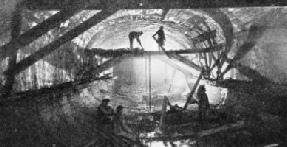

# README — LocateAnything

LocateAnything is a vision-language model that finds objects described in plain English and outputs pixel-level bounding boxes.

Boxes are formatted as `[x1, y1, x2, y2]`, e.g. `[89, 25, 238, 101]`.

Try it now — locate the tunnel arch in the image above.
[73, 9, 232, 51]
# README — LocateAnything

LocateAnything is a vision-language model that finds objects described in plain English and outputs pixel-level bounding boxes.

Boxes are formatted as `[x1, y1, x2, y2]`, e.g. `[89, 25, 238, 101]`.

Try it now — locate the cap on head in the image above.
[160, 26, 164, 29]
[198, 85, 206, 91]
[102, 99, 110, 103]
[117, 105, 123, 110]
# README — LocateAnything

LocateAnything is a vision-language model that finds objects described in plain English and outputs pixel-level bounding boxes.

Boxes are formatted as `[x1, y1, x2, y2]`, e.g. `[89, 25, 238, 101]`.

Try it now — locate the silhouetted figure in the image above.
[97, 99, 114, 131]
[114, 105, 136, 140]
[197, 85, 210, 127]
[153, 26, 165, 51]
[128, 31, 144, 49]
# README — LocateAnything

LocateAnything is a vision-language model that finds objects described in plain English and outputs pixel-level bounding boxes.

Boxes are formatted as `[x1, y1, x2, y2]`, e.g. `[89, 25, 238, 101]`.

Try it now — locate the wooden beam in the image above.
[160, 57, 193, 76]
[168, 54, 202, 71]
[220, 25, 268, 78]
[4, 9, 119, 76]
[203, 53, 209, 68]
[24, 0, 287, 10]
[1, 5, 22, 98]
[204, 9, 234, 50]
[142, 121, 244, 142]
[208, 52, 218, 73]
[221, 62, 270, 82]
[0, 8, 81, 61]
[88, 57, 126, 78]
[0, 76, 113, 106]
[89, 44, 223, 58]
[236, 64, 270, 82]
[161, 8, 170, 20]
[184, 69, 204, 110]
[197, 53, 204, 67]
[197, 121, 244, 137]
[0, 58, 123, 104]
[208, 53, 213, 68]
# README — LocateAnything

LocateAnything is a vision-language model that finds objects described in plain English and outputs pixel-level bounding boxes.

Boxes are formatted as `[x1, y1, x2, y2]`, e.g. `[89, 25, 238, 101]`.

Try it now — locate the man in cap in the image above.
[128, 31, 144, 50]
[97, 98, 114, 131]
[153, 26, 166, 51]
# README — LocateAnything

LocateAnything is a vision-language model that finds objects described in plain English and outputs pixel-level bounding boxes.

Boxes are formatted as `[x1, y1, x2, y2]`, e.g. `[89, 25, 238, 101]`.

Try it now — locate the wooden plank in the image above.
[0, 8, 81, 60]
[24, 0, 287, 10]
[89, 44, 223, 58]
[4, 8, 119, 76]
[142, 121, 244, 142]
[197, 121, 244, 137]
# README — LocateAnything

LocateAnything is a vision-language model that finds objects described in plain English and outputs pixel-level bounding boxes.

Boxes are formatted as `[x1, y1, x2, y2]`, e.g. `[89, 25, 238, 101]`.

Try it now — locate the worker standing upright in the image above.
[197, 85, 210, 128]
[152, 26, 166, 51]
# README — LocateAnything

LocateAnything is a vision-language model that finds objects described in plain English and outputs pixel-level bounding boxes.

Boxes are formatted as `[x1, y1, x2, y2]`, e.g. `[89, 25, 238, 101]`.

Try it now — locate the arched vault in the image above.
[73, 9, 230, 50]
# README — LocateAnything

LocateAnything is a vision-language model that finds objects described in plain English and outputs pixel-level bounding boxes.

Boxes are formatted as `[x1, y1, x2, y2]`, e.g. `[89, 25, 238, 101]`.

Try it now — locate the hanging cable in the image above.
[149, 54, 152, 111]
[145, 56, 148, 95]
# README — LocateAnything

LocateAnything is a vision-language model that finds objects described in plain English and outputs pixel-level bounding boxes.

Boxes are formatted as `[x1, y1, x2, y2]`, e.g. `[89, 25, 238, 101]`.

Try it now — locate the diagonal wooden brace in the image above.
[0, 8, 82, 60]
[4, 9, 119, 76]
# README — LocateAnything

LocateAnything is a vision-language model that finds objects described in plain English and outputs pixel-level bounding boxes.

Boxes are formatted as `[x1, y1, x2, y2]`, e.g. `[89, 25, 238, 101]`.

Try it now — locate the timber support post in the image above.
[1, 4, 22, 98]
[183, 69, 204, 110]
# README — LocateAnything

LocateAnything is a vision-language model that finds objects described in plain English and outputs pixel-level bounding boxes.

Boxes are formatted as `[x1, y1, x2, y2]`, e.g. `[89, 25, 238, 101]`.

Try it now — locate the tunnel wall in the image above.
[0, 80, 116, 146]
[233, 9, 287, 84]
[240, 28, 287, 83]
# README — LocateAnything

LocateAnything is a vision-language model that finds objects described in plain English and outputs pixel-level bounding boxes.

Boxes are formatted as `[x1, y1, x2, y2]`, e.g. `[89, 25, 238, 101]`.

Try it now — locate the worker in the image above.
[152, 26, 166, 51]
[114, 105, 136, 140]
[97, 99, 114, 131]
[128, 31, 144, 50]
[197, 85, 210, 127]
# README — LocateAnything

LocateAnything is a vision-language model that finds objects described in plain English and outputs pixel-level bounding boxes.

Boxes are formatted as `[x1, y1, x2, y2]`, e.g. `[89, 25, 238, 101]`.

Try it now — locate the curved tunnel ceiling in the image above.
[69, 7, 280, 52]
[73, 9, 230, 51]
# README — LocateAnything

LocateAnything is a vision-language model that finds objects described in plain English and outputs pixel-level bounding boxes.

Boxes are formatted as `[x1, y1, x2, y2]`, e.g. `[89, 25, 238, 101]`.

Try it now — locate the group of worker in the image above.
[96, 99, 136, 140]
[128, 26, 165, 51]
[165, 85, 210, 126]
[97, 84, 210, 136]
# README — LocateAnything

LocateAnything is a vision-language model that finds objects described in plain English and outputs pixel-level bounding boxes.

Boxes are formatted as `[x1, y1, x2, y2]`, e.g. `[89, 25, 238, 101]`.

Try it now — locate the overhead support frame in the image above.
[0, 7, 82, 60]
[4, 8, 119, 76]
